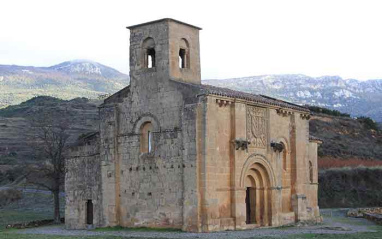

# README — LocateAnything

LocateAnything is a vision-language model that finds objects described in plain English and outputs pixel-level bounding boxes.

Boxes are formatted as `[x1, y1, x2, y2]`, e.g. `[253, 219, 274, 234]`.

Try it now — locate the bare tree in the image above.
[25, 112, 70, 224]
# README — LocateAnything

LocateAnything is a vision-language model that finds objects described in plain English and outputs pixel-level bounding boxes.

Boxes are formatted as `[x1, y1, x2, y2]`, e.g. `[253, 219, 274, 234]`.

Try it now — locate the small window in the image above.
[140, 122, 153, 153]
[309, 161, 313, 183]
[146, 48, 155, 68]
[148, 130, 152, 152]
[179, 49, 186, 68]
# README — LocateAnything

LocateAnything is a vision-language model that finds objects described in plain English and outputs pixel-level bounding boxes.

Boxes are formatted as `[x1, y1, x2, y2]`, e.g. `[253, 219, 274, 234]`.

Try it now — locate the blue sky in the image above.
[1, 0, 382, 80]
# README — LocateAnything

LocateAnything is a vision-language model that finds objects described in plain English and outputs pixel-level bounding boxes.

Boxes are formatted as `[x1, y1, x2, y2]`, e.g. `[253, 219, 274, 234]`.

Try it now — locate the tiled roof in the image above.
[199, 84, 309, 112]
[173, 80, 309, 112]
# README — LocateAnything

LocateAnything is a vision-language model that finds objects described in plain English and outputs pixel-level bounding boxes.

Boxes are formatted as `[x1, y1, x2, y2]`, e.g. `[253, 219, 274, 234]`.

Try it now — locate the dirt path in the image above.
[15, 209, 380, 238]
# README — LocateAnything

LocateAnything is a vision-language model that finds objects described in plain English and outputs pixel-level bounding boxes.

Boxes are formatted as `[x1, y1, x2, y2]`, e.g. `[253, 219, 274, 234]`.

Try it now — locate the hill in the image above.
[0, 60, 129, 108]
[204, 75, 382, 122]
[0, 96, 100, 167]
[310, 113, 382, 162]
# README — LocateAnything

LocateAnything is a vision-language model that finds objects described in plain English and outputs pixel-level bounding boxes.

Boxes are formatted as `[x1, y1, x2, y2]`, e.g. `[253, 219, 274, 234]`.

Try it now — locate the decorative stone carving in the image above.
[300, 113, 311, 120]
[276, 108, 293, 117]
[233, 139, 251, 150]
[215, 99, 231, 107]
[270, 141, 284, 152]
[247, 106, 268, 148]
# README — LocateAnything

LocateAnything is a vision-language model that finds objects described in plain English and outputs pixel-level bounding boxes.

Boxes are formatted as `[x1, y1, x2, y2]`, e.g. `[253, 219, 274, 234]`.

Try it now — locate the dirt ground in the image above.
[8, 209, 381, 239]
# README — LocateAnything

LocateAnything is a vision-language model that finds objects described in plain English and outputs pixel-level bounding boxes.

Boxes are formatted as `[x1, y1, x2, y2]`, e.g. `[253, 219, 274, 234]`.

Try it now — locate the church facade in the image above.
[65, 18, 322, 232]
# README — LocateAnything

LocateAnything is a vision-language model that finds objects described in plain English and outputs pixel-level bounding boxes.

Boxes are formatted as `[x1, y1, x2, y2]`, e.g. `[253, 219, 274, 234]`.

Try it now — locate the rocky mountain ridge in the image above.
[204, 75, 382, 122]
[1, 61, 381, 121]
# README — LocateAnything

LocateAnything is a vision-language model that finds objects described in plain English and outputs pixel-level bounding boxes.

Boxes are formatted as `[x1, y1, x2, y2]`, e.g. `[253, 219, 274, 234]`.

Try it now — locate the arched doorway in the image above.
[241, 156, 275, 227]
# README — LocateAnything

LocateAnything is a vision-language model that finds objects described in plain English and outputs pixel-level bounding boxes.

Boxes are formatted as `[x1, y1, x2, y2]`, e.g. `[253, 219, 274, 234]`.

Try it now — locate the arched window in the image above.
[142, 37, 155, 68]
[140, 122, 153, 153]
[179, 38, 190, 69]
[309, 161, 313, 183]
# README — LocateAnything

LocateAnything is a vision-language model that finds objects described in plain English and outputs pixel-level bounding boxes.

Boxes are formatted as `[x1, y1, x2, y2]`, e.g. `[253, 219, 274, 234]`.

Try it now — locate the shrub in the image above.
[4, 167, 24, 182]
[357, 116, 379, 131]
[319, 167, 382, 208]
[0, 188, 22, 207]
[308, 105, 350, 117]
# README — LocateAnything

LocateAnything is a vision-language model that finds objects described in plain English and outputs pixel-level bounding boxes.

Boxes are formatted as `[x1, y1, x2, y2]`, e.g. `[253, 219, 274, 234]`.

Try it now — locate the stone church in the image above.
[65, 18, 322, 232]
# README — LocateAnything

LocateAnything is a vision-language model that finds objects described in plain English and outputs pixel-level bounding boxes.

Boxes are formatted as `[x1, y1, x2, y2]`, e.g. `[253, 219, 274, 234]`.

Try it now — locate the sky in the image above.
[1, 0, 382, 80]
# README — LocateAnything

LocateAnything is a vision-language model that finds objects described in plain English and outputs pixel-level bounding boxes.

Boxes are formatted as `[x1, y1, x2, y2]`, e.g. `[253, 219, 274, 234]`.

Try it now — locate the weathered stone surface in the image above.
[65, 18, 320, 232]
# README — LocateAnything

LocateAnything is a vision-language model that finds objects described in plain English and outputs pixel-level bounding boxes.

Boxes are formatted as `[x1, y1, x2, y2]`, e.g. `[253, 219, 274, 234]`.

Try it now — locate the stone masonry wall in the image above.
[65, 134, 102, 229]
[199, 95, 318, 231]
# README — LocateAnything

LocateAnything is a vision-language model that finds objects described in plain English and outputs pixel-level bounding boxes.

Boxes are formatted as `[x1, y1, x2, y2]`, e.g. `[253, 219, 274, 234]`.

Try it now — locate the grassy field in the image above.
[0, 190, 64, 230]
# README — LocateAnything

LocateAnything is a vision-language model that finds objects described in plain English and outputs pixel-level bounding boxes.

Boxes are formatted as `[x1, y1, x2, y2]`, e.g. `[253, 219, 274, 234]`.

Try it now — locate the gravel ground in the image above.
[16, 211, 379, 239]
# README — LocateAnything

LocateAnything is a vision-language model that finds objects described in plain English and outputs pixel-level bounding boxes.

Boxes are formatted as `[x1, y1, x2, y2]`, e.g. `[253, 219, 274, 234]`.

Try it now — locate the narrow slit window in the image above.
[309, 161, 313, 183]
[148, 131, 152, 152]
[86, 200, 93, 225]
[179, 49, 186, 68]
[147, 48, 155, 68]
[140, 122, 153, 153]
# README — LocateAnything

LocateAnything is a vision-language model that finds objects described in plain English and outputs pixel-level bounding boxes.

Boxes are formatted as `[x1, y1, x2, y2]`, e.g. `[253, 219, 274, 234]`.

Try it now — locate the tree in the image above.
[25, 112, 70, 223]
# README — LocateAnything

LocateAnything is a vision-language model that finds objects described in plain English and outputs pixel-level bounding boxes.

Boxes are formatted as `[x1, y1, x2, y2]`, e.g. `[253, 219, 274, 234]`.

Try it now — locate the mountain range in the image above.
[1, 60, 381, 122]
[0, 60, 129, 108]
[205, 75, 382, 122]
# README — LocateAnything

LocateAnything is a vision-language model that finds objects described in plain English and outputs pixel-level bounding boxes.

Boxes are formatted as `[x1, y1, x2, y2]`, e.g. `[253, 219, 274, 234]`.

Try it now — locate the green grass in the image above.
[329, 216, 370, 226]
[0, 211, 53, 230]
[0, 191, 64, 230]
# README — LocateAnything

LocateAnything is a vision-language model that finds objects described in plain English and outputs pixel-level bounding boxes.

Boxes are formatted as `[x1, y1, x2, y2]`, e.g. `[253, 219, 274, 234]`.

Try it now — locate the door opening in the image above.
[86, 200, 93, 225]
[245, 187, 257, 224]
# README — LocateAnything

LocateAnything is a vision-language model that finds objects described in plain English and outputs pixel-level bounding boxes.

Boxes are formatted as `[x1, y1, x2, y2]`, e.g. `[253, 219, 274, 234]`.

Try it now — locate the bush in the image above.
[0, 188, 22, 207]
[357, 116, 380, 131]
[4, 167, 24, 183]
[308, 105, 350, 117]
[319, 167, 382, 208]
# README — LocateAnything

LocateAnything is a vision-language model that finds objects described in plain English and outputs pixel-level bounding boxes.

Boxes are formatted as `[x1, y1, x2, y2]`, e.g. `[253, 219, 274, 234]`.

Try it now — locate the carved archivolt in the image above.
[247, 106, 268, 148]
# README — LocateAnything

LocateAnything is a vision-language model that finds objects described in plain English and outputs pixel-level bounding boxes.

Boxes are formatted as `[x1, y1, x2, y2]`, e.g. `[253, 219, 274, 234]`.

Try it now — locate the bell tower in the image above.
[127, 18, 202, 86]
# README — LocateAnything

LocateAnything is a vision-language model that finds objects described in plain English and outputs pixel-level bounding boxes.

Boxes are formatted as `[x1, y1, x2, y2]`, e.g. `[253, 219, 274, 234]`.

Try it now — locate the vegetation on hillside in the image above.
[0, 96, 64, 118]
[310, 107, 382, 208]
[308, 105, 351, 117]
[319, 167, 382, 208]
[310, 106, 382, 160]
[356, 116, 380, 131]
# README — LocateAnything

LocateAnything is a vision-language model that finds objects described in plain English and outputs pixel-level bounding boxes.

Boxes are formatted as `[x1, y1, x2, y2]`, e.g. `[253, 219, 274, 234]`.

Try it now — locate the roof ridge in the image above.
[175, 81, 308, 112]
